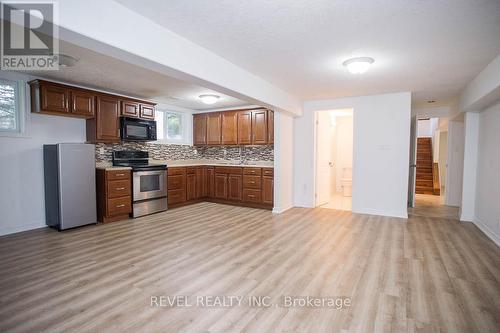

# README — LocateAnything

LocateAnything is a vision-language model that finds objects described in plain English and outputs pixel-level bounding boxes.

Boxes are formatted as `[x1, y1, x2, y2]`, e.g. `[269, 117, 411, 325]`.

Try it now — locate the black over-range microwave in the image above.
[120, 117, 157, 141]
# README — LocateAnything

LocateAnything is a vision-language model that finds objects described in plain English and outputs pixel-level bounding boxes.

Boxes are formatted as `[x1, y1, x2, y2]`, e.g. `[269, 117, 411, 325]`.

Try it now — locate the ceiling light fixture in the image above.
[342, 57, 375, 74]
[199, 94, 220, 105]
[58, 54, 79, 68]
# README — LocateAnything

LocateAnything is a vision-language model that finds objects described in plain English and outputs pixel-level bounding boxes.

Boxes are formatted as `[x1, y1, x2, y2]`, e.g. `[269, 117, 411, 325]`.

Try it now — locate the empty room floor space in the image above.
[409, 193, 459, 220]
[1, 202, 499, 333]
[320, 192, 352, 211]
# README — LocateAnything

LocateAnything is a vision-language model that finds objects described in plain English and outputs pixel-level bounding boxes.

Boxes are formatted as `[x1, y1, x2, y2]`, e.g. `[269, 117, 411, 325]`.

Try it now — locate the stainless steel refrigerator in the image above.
[43, 143, 97, 230]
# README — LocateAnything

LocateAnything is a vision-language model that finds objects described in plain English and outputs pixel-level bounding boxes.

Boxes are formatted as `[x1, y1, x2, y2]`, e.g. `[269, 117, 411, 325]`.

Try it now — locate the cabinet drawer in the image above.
[215, 167, 242, 175]
[107, 197, 131, 216]
[107, 179, 131, 198]
[186, 167, 196, 174]
[243, 189, 262, 203]
[107, 169, 131, 181]
[168, 175, 185, 190]
[243, 175, 261, 189]
[243, 167, 262, 176]
[262, 168, 274, 177]
[168, 189, 186, 205]
[168, 167, 186, 176]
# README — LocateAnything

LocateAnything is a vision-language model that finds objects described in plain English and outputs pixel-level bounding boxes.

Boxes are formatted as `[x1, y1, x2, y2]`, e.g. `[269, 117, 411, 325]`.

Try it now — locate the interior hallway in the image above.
[409, 194, 459, 220]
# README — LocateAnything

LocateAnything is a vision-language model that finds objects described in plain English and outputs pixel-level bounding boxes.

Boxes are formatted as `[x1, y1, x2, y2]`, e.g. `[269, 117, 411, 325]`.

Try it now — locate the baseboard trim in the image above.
[0, 222, 46, 236]
[467, 219, 500, 247]
[272, 205, 293, 214]
[353, 208, 408, 219]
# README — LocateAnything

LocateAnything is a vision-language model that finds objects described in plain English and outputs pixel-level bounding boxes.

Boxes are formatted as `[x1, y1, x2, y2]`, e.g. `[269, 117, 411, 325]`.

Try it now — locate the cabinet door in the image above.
[267, 110, 274, 144]
[193, 114, 207, 145]
[140, 104, 155, 120]
[96, 95, 120, 142]
[206, 167, 215, 198]
[41, 83, 69, 113]
[195, 167, 206, 198]
[237, 110, 252, 145]
[214, 174, 228, 199]
[262, 176, 274, 205]
[121, 100, 139, 118]
[252, 109, 268, 144]
[206, 113, 222, 145]
[71, 90, 95, 118]
[186, 173, 196, 201]
[221, 111, 238, 145]
[228, 174, 242, 201]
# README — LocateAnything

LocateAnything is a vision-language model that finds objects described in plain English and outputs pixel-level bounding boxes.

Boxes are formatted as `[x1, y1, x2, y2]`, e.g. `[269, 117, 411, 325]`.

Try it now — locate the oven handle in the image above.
[133, 170, 166, 177]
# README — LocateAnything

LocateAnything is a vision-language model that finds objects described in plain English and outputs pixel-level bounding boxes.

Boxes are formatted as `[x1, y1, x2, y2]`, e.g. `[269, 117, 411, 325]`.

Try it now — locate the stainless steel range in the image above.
[112, 150, 167, 217]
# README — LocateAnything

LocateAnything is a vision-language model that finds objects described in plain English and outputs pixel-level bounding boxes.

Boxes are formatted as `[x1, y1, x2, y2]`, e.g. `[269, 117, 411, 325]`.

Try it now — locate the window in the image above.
[154, 110, 191, 144]
[0, 79, 20, 132]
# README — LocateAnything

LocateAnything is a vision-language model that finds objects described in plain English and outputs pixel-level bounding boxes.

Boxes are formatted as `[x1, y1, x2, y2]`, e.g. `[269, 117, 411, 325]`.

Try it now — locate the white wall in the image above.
[273, 111, 294, 213]
[295, 92, 411, 218]
[474, 102, 500, 245]
[0, 114, 86, 235]
[460, 112, 479, 219]
[445, 119, 465, 207]
[438, 131, 448, 190]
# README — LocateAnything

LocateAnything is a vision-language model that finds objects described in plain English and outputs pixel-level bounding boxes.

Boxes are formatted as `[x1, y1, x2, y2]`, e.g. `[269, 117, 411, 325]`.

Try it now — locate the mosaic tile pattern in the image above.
[95, 142, 274, 163]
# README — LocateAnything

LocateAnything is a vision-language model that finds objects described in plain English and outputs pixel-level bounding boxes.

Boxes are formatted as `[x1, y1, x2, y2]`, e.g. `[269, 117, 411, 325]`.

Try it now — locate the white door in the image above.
[316, 111, 332, 206]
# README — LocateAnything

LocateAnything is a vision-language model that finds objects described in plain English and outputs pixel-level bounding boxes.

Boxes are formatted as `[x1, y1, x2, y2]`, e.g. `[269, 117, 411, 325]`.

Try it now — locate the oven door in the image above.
[133, 170, 166, 201]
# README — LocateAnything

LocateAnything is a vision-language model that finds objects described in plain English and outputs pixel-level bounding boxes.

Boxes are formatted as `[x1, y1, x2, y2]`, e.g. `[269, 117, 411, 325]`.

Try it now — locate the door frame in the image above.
[407, 115, 417, 207]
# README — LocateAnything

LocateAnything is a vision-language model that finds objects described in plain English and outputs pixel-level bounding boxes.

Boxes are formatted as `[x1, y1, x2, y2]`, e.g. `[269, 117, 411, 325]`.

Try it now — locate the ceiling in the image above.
[116, 0, 500, 107]
[26, 41, 251, 111]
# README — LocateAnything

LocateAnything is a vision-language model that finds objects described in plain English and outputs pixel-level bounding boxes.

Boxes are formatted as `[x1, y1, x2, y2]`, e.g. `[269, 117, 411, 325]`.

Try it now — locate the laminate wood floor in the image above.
[0, 202, 499, 333]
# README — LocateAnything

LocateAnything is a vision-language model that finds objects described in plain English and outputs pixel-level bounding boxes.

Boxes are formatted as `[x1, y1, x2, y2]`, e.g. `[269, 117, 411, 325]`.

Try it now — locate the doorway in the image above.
[315, 109, 353, 211]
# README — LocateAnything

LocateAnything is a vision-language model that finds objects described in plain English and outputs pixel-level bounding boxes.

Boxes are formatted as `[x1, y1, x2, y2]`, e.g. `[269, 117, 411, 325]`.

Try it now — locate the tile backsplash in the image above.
[95, 142, 274, 163]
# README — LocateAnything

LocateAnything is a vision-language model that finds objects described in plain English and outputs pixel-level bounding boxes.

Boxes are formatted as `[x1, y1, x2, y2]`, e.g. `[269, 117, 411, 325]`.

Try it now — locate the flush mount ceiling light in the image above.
[199, 94, 220, 105]
[342, 57, 375, 74]
[58, 54, 79, 68]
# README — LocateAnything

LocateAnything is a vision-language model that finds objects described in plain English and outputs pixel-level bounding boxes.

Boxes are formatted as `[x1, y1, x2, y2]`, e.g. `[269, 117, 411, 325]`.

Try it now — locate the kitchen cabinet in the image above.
[192, 108, 273, 146]
[221, 111, 238, 145]
[186, 172, 196, 201]
[193, 114, 207, 145]
[206, 167, 215, 198]
[262, 168, 274, 205]
[237, 110, 252, 145]
[140, 104, 155, 120]
[96, 169, 132, 223]
[207, 113, 222, 145]
[30, 80, 96, 118]
[167, 167, 187, 206]
[252, 109, 268, 144]
[121, 100, 139, 118]
[87, 95, 121, 143]
[228, 174, 242, 201]
[267, 110, 274, 144]
[214, 173, 228, 199]
[195, 167, 206, 198]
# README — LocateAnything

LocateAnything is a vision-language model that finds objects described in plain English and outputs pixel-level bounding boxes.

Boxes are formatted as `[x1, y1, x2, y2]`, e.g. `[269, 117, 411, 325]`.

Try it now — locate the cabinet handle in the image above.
[116, 187, 125, 190]
[116, 204, 125, 208]
[248, 195, 255, 198]
[116, 173, 125, 176]
[250, 181, 255, 184]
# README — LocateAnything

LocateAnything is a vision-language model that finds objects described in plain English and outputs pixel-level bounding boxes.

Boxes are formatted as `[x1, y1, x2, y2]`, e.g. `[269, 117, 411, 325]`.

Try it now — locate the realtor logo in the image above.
[1, 1, 59, 70]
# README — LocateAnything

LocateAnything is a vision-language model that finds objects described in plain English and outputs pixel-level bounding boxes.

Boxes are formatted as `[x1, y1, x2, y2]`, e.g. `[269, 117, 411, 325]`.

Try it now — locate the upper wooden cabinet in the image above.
[140, 104, 155, 120]
[237, 110, 252, 145]
[206, 113, 222, 145]
[193, 114, 207, 145]
[193, 108, 274, 146]
[221, 111, 238, 145]
[121, 100, 139, 118]
[87, 95, 120, 143]
[30, 80, 95, 118]
[252, 109, 268, 145]
[71, 90, 95, 117]
[267, 110, 274, 144]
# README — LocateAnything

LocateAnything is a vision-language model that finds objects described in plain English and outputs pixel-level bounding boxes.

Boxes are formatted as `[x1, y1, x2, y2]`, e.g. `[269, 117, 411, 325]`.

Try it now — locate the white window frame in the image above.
[0, 72, 29, 138]
[153, 110, 192, 145]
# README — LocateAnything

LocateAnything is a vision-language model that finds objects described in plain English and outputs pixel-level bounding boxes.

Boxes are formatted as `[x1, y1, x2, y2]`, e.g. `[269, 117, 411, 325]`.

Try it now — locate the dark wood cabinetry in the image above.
[87, 95, 121, 143]
[207, 113, 222, 145]
[96, 169, 132, 223]
[193, 108, 274, 146]
[167, 165, 273, 209]
[41, 83, 69, 114]
[237, 110, 252, 145]
[252, 109, 268, 144]
[121, 100, 140, 118]
[71, 90, 95, 117]
[221, 111, 238, 145]
[140, 104, 155, 120]
[267, 110, 274, 144]
[193, 114, 207, 145]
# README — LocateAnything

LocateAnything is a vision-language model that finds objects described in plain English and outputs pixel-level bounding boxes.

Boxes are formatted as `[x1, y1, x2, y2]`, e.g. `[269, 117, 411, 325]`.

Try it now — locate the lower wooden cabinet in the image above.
[96, 169, 132, 223]
[166, 165, 273, 209]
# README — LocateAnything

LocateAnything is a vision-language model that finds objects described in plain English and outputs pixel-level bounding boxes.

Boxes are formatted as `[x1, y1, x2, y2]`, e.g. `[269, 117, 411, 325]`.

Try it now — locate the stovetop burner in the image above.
[112, 150, 167, 171]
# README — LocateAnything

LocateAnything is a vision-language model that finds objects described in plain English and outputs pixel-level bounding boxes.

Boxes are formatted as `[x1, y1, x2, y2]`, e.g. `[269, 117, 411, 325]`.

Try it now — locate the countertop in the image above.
[95, 159, 273, 170]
